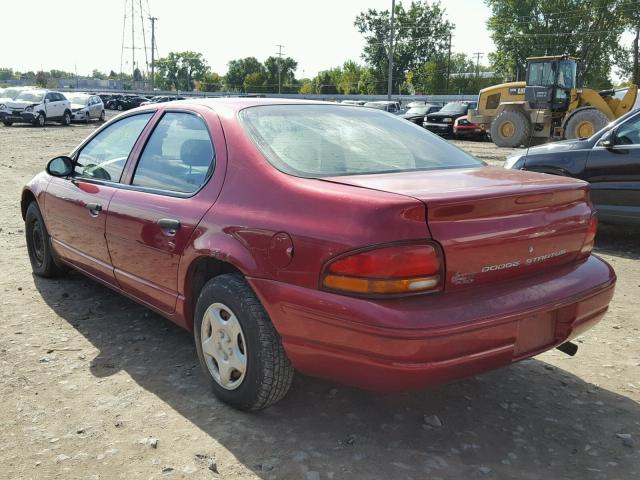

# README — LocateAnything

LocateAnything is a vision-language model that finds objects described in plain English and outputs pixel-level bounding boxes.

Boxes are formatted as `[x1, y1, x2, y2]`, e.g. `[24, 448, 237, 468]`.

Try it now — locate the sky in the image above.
[2, 0, 496, 78]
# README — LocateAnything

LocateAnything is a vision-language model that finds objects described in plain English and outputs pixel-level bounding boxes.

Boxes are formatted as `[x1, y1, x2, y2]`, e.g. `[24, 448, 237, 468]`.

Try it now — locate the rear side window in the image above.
[240, 105, 481, 178]
[75, 113, 153, 181]
[132, 112, 215, 193]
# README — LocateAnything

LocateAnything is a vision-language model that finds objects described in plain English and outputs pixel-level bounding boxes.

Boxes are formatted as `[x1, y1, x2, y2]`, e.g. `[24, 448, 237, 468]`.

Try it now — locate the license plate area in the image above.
[514, 311, 557, 357]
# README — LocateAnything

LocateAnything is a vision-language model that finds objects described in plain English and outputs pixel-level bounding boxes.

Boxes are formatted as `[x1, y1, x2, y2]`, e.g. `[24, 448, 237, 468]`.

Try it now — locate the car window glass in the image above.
[132, 112, 215, 193]
[75, 113, 153, 182]
[616, 115, 640, 145]
[241, 105, 481, 178]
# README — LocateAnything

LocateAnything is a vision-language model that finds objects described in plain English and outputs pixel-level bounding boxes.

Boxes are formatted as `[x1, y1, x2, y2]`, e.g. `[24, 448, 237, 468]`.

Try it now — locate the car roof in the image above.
[175, 97, 336, 115]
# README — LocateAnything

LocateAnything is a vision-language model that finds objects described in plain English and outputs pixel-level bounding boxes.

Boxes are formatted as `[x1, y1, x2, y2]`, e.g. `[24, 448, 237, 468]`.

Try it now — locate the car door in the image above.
[585, 113, 640, 223]
[43, 92, 58, 118]
[106, 109, 221, 314]
[44, 112, 154, 284]
[52, 92, 66, 117]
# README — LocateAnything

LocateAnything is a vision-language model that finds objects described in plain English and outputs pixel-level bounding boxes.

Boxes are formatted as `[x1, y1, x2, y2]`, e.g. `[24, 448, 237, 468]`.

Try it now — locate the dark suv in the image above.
[423, 101, 477, 136]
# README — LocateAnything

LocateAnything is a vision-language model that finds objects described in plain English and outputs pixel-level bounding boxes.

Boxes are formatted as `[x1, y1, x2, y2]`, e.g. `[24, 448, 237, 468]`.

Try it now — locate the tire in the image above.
[25, 202, 67, 278]
[3, 121, 12, 126]
[490, 109, 531, 148]
[564, 108, 609, 140]
[33, 112, 45, 127]
[99, 110, 105, 122]
[117, 104, 123, 111]
[85, 112, 90, 124]
[194, 274, 294, 411]
[61, 110, 71, 126]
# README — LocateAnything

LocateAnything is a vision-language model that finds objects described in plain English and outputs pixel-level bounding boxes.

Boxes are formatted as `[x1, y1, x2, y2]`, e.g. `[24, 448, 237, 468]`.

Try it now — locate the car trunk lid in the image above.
[324, 167, 593, 290]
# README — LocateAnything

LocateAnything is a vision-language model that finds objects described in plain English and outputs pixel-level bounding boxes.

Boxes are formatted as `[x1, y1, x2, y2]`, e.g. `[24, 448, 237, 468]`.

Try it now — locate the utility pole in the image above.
[149, 16, 157, 90]
[275, 44, 285, 94]
[473, 52, 484, 81]
[634, 25, 639, 85]
[131, 0, 135, 80]
[387, 0, 396, 101]
[445, 32, 452, 93]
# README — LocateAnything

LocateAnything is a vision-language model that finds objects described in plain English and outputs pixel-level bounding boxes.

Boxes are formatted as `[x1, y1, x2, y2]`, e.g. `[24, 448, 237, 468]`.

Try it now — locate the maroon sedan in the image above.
[22, 99, 615, 411]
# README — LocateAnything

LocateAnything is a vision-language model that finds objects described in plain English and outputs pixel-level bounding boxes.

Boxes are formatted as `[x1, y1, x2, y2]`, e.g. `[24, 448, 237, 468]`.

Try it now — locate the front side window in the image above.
[75, 113, 153, 181]
[616, 114, 640, 145]
[132, 112, 215, 193]
[240, 105, 482, 178]
[528, 61, 555, 87]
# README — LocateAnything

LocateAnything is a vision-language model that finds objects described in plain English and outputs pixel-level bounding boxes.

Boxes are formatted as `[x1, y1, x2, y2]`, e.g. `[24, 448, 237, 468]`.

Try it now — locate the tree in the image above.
[199, 72, 223, 92]
[299, 79, 315, 94]
[243, 72, 267, 92]
[264, 56, 298, 91]
[225, 57, 265, 92]
[485, 0, 631, 88]
[154, 51, 210, 91]
[0, 68, 14, 81]
[35, 71, 47, 87]
[92, 69, 107, 79]
[133, 67, 143, 82]
[355, 1, 454, 93]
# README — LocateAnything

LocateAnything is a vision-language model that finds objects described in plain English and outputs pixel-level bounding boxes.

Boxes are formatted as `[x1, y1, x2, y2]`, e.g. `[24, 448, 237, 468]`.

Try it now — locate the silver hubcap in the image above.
[201, 303, 247, 390]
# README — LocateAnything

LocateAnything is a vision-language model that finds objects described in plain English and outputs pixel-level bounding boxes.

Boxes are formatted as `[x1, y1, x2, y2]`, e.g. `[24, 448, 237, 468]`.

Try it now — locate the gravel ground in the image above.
[0, 116, 638, 480]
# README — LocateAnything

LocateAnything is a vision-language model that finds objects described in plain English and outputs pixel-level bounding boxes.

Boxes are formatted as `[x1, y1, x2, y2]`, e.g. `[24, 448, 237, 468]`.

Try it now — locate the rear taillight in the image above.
[578, 213, 598, 259]
[321, 243, 443, 296]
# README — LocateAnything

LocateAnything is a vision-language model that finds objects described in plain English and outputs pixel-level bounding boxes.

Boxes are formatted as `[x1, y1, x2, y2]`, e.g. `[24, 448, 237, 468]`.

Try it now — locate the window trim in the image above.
[126, 109, 217, 198]
[72, 111, 155, 183]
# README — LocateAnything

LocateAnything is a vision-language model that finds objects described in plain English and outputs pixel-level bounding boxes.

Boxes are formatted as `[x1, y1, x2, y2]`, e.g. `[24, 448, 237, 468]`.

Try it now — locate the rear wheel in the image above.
[99, 110, 105, 122]
[490, 110, 531, 148]
[25, 202, 67, 278]
[564, 108, 609, 140]
[194, 274, 294, 411]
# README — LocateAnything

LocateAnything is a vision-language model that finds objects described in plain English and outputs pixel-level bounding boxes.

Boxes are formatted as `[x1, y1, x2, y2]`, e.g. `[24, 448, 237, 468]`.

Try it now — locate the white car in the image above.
[67, 93, 105, 123]
[0, 89, 71, 127]
[0, 86, 34, 104]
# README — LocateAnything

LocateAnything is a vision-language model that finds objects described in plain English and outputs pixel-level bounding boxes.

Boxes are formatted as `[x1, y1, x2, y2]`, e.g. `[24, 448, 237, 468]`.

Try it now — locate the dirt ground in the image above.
[0, 116, 638, 480]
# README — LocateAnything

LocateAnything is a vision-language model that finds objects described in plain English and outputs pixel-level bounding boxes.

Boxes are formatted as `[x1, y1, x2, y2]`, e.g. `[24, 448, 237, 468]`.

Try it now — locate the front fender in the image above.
[21, 171, 52, 220]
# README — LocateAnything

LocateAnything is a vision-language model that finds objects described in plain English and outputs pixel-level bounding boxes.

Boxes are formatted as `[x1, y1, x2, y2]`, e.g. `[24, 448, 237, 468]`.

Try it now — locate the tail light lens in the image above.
[321, 243, 443, 296]
[578, 213, 598, 259]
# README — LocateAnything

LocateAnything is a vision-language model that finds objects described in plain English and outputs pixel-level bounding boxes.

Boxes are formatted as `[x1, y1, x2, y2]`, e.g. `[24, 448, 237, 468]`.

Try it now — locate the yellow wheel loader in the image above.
[468, 55, 638, 148]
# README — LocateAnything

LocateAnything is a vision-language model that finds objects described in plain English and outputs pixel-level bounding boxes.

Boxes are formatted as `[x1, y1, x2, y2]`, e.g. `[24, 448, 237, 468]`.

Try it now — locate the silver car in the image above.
[68, 94, 105, 123]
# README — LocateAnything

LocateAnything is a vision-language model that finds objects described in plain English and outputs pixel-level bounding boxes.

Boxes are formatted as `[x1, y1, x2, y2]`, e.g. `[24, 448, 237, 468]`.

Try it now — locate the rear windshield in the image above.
[240, 104, 482, 177]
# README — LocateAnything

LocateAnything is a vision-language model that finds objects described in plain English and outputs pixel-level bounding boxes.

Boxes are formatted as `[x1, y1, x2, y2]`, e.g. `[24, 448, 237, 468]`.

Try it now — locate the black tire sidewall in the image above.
[25, 202, 56, 276]
[194, 275, 276, 410]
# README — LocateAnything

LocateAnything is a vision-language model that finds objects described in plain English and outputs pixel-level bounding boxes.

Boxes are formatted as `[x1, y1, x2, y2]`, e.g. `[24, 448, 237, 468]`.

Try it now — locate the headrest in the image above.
[180, 139, 213, 167]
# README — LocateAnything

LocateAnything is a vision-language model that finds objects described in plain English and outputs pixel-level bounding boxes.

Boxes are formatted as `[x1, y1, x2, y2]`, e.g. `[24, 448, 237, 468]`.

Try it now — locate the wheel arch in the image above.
[182, 255, 244, 330]
[20, 188, 37, 220]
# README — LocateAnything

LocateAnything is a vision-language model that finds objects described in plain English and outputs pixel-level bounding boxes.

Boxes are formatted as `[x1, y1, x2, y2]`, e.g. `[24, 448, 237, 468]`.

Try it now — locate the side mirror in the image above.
[46, 156, 74, 177]
[599, 130, 616, 149]
[44, 98, 50, 103]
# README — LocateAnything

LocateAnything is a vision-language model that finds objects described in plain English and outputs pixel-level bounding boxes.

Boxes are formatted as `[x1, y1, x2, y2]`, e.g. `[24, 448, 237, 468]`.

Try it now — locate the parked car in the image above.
[107, 95, 149, 111]
[22, 99, 615, 411]
[97, 93, 116, 105]
[505, 108, 640, 225]
[423, 101, 477, 136]
[140, 95, 186, 106]
[340, 100, 366, 106]
[363, 100, 401, 113]
[67, 93, 105, 123]
[0, 86, 34, 104]
[0, 89, 71, 127]
[453, 115, 486, 140]
[401, 104, 441, 125]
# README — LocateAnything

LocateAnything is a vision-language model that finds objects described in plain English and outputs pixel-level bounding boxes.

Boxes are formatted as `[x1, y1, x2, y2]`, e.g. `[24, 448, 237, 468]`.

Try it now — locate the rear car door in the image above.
[44, 113, 154, 284]
[106, 109, 221, 314]
[586, 113, 640, 223]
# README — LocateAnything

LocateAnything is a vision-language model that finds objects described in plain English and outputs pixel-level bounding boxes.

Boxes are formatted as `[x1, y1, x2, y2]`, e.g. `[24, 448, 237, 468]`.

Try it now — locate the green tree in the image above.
[485, 0, 631, 88]
[154, 51, 210, 91]
[299, 79, 315, 94]
[92, 69, 107, 79]
[243, 72, 267, 92]
[264, 56, 298, 92]
[0, 68, 14, 81]
[199, 72, 223, 91]
[355, 1, 454, 93]
[225, 57, 265, 92]
[35, 71, 47, 87]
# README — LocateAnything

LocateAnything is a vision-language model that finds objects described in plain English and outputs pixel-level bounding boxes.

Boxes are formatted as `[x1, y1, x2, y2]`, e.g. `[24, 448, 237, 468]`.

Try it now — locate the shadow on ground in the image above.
[32, 225, 639, 479]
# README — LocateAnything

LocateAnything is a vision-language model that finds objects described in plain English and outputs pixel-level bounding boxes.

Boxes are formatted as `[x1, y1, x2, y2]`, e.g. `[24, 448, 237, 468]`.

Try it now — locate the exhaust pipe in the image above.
[556, 341, 578, 356]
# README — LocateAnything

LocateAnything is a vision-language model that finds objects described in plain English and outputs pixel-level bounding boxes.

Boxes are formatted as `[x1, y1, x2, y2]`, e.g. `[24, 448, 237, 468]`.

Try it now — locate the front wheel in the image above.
[490, 110, 531, 148]
[85, 112, 90, 124]
[194, 274, 294, 411]
[61, 111, 71, 126]
[117, 104, 123, 111]
[33, 112, 46, 127]
[3, 121, 12, 126]
[25, 202, 67, 278]
[99, 110, 105, 122]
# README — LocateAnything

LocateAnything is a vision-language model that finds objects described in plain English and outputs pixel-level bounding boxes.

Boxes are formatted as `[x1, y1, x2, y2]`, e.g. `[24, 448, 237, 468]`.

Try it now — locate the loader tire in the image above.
[490, 110, 531, 148]
[564, 108, 609, 140]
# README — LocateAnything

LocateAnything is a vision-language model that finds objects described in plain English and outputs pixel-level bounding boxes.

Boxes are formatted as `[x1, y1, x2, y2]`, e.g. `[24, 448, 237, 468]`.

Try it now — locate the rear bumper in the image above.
[249, 255, 615, 392]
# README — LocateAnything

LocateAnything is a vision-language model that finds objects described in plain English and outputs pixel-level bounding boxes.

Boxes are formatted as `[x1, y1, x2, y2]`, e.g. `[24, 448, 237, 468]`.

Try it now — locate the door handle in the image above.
[86, 202, 102, 213]
[157, 218, 181, 234]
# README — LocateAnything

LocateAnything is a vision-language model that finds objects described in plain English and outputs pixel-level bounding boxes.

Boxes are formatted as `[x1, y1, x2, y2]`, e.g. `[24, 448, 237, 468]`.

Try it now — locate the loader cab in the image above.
[525, 56, 577, 111]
